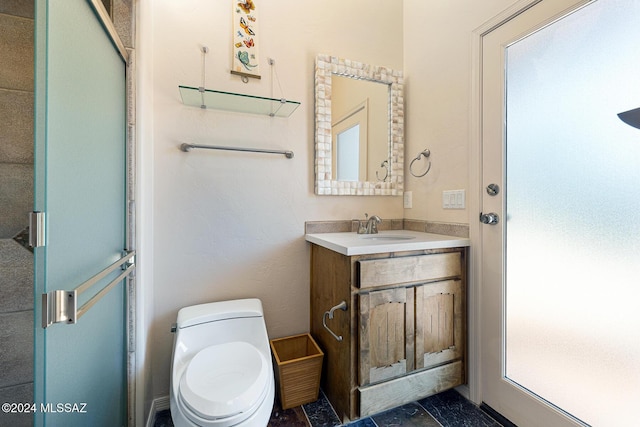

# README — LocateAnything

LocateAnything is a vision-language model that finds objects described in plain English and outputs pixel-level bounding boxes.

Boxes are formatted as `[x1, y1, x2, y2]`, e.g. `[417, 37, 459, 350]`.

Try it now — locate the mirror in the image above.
[314, 54, 404, 196]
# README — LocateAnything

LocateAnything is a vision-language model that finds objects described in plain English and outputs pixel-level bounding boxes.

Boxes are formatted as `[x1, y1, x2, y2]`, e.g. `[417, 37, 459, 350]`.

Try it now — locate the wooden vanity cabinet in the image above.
[310, 244, 466, 422]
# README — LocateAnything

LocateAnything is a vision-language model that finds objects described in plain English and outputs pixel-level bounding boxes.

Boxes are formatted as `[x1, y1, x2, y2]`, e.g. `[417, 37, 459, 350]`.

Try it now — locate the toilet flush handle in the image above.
[323, 301, 347, 342]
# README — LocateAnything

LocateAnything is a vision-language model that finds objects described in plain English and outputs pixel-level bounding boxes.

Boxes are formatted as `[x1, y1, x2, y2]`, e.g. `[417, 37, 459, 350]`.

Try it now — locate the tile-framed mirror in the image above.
[314, 54, 404, 196]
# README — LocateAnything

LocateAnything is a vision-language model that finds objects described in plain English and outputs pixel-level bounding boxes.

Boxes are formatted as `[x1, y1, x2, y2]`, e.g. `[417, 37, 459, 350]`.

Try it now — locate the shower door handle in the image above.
[42, 250, 135, 328]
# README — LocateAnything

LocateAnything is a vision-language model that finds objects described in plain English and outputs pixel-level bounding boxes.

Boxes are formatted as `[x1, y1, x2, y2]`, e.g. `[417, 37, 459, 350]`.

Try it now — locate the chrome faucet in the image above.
[357, 213, 382, 234]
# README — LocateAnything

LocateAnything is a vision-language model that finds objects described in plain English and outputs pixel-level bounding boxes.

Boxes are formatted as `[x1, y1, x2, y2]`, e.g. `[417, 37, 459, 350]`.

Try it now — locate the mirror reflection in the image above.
[314, 54, 404, 196]
[332, 76, 389, 182]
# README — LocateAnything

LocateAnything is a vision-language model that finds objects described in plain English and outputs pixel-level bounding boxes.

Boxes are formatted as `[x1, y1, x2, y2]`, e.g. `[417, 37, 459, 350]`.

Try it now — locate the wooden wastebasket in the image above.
[270, 333, 324, 409]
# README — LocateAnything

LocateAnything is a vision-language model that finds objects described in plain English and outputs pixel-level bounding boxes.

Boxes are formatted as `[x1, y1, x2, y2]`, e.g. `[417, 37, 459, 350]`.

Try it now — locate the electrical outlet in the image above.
[403, 191, 413, 209]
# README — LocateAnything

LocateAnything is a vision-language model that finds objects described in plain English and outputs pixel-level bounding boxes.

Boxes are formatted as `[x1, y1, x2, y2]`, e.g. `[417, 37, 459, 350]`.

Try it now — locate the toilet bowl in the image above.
[170, 299, 275, 427]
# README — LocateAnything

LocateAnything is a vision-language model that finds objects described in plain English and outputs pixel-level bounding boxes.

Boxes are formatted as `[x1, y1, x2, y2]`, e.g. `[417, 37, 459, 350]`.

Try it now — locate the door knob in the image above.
[480, 212, 500, 225]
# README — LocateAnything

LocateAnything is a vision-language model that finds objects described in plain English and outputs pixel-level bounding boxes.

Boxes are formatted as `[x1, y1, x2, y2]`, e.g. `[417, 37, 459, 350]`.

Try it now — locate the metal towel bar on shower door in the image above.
[41, 250, 136, 328]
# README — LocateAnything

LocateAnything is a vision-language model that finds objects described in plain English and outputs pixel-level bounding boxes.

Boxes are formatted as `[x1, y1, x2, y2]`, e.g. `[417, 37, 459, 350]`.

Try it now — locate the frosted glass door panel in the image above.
[505, 1, 640, 425]
[34, 0, 127, 426]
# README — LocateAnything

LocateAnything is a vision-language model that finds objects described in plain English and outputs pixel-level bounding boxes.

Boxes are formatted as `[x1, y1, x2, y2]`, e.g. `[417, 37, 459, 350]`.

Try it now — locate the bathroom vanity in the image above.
[305, 230, 469, 422]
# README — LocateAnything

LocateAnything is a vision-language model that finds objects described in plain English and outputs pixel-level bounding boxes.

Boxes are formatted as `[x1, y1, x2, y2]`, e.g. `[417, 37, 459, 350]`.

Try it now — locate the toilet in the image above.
[170, 298, 275, 427]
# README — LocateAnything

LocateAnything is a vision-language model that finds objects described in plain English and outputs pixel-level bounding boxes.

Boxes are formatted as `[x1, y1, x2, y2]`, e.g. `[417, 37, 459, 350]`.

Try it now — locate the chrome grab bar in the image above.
[42, 250, 135, 328]
[322, 301, 347, 342]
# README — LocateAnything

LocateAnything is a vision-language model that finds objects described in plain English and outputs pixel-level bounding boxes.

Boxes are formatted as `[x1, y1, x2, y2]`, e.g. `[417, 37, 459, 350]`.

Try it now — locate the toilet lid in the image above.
[179, 341, 269, 419]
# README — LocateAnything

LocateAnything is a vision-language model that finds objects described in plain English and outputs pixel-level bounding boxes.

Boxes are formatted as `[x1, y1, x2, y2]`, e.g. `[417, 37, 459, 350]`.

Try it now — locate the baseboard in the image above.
[454, 384, 470, 400]
[146, 395, 170, 427]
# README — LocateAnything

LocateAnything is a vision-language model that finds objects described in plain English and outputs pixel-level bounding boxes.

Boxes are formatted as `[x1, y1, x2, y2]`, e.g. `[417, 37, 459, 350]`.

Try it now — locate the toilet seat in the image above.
[178, 341, 269, 423]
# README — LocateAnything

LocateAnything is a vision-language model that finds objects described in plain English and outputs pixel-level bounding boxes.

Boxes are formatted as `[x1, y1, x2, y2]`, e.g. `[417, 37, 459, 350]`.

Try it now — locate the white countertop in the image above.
[305, 230, 470, 256]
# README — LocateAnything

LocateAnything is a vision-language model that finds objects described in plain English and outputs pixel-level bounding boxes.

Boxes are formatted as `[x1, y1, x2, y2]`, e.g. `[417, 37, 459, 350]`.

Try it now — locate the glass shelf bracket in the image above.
[178, 85, 301, 118]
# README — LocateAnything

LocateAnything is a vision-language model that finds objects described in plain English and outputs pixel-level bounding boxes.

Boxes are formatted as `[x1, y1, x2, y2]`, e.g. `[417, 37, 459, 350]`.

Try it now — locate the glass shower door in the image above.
[34, 0, 128, 426]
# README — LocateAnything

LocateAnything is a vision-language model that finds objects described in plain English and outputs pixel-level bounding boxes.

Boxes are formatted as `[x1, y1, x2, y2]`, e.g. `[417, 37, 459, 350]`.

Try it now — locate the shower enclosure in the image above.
[0, 2, 133, 426]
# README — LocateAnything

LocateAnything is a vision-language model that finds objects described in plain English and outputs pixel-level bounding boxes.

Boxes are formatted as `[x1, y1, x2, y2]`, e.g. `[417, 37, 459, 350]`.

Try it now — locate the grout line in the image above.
[300, 403, 313, 427]
[415, 400, 445, 427]
[305, 389, 342, 426]
[0, 12, 34, 22]
[0, 86, 34, 95]
[0, 308, 34, 315]
[0, 380, 34, 390]
[320, 389, 341, 426]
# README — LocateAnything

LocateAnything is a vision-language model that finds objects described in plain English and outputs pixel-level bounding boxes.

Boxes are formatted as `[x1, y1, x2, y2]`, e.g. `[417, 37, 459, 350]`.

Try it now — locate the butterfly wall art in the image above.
[232, 0, 261, 79]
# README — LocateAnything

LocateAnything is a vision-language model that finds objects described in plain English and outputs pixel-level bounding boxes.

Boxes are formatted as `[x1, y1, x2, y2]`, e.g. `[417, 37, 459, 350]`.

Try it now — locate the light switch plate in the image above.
[443, 190, 465, 209]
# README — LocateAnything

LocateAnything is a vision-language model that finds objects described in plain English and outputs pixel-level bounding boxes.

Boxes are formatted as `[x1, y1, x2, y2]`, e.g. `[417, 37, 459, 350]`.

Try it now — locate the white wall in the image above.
[403, 0, 519, 223]
[139, 0, 527, 412]
[141, 0, 404, 401]
[402, 0, 523, 405]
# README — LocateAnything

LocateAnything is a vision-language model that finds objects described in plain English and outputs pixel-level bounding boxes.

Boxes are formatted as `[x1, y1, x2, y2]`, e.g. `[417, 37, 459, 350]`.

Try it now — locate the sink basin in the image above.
[358, 235, 416, 241]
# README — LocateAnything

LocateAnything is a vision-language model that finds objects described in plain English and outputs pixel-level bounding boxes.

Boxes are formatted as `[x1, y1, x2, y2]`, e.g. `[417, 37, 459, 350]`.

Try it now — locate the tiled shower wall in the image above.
[0, 3, 33, 237]
[0, 2, 35, 427]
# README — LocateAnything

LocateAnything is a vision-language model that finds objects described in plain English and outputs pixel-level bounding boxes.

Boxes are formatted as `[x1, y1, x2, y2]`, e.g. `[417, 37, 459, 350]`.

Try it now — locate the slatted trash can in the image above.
[270, 333, 324, 409]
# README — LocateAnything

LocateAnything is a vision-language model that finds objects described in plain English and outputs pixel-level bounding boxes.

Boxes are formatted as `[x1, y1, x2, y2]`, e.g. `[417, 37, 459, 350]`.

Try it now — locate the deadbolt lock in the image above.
[486, 183, 500, 196]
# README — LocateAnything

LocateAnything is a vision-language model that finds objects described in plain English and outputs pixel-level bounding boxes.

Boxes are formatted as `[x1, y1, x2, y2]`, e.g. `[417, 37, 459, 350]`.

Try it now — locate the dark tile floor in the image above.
[155, 388, 505, 427]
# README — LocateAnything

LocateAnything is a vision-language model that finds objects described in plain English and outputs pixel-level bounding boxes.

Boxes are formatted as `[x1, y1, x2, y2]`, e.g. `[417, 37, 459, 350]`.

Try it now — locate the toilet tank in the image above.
[177, 298, 264, 328]
[173, 298, 270, 359]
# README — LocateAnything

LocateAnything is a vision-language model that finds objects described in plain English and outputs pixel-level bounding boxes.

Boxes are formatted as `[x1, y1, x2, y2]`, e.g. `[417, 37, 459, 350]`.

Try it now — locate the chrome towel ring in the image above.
[376, 160, 390, 182]
[409, 148, 431, 177]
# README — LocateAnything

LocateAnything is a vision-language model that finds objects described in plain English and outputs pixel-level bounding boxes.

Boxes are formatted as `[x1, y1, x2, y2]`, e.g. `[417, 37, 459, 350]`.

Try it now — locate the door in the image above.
[480, 0, 640, 426]
[33, 1, 131, 426]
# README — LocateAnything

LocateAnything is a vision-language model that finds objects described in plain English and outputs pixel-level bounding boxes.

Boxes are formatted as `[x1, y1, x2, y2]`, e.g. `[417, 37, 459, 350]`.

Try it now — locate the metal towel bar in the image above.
[180, 143, 294, 159]
[42, 250, 135, 328]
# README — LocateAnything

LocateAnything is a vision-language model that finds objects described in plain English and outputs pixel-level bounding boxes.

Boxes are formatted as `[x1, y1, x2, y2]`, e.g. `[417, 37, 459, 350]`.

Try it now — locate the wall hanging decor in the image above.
[232, 0, 261, 81]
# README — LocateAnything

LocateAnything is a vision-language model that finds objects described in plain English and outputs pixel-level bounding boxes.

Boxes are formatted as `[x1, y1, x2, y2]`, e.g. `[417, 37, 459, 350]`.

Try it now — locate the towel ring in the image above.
[409, 149, 431, 178]
[376, 160, 390, 182]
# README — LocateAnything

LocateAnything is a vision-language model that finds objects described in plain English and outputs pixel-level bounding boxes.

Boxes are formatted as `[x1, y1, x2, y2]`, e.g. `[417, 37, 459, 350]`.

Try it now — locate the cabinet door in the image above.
[359, 288, 414, 385]
[415, 280, 464, 370]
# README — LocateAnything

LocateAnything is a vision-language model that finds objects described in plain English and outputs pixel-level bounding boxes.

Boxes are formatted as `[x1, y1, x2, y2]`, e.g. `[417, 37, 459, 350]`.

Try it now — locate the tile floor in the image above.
[155, 388, 506, 427]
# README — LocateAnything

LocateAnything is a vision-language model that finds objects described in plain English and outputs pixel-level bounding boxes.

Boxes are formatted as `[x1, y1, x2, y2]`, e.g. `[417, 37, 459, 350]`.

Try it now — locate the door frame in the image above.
[468, 0, 542, 406]
[84, 3, 138, 426]
[468, 0, 592, 409]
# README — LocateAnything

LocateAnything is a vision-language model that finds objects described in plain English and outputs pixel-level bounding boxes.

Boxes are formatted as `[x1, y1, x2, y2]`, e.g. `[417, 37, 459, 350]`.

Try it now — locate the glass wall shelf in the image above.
[179, 85, 300, 118]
